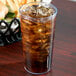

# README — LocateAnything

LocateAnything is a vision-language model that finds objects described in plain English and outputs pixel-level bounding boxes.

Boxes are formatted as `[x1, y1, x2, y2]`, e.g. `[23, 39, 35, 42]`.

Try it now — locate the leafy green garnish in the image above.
[5, 12, 16, 18]
[4, 12, 16, 23]
[3, 5, 16, 23]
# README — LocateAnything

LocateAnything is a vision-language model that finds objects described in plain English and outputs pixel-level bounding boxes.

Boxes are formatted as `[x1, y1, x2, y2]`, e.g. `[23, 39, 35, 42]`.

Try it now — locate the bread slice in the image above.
[0, 1, 8, 19]
[7, 0, 17, 12]
[0, 0, 7, 5]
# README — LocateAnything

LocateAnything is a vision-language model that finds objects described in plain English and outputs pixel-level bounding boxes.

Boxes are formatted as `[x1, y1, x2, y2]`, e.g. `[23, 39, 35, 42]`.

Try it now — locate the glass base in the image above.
[24, 67, 51, 75]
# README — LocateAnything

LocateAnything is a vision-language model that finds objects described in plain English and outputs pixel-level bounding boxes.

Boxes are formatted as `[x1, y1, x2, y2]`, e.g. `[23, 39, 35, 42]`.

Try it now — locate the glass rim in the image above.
[19, 2, 58, 19]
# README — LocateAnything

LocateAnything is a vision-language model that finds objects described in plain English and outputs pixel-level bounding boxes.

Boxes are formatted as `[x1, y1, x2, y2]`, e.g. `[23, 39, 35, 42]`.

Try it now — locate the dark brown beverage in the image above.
[20, 2, 57, 74]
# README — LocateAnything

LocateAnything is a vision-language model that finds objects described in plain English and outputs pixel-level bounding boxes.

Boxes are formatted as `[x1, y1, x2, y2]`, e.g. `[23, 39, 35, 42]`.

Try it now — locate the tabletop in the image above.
[0, 0, 76, 76]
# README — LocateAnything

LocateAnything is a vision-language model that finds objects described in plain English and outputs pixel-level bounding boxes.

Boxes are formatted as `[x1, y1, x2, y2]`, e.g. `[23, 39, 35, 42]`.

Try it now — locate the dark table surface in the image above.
[0, 0, 76, 76]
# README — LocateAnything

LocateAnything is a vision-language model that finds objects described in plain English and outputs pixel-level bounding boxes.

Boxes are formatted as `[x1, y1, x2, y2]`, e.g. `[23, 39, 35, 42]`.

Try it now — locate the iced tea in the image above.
[20, 2, 57, 74]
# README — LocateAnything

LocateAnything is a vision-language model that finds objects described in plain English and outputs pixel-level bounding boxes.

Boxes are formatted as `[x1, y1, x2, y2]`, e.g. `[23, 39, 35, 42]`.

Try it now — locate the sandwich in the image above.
[0, 0, 26, 22]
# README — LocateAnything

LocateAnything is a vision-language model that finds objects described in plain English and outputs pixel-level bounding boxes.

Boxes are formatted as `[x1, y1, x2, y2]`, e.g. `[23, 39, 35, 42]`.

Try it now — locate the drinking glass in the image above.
[19, 2, 57, 74]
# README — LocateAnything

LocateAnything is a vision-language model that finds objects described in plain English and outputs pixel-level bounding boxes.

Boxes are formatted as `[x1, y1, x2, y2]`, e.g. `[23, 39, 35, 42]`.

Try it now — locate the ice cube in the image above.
[37, 8, 48, 16]
[38, 3, 49, 8]
[29, 6, 37, 16]
[22, 6, 31, 15]
[30, 4, 54, 18]
[42, 0, 52, 4]
[38, 5, 54, 17]
[22, 3, 55, 18]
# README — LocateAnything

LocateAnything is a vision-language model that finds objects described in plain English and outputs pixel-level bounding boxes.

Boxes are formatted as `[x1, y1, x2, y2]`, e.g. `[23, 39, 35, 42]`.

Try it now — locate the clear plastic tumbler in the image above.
[19, 2, 57, 74]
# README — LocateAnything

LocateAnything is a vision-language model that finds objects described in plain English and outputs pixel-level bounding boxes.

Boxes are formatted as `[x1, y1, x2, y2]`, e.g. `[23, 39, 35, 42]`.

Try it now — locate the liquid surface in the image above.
[22, 4, 55, 18]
